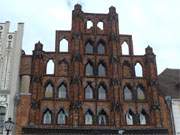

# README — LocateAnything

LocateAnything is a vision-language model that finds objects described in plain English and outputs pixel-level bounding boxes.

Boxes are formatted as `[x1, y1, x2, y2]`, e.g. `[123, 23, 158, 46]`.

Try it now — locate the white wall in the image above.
[0, 21, 24, 135]
[172, 99, 180, 135]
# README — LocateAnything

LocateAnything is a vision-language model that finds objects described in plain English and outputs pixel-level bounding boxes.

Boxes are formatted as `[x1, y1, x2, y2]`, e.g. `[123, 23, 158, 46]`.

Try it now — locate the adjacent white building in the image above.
[159, 68, 180, 135]
[172, 99, 180, 135]
[0, 21, 24, 134]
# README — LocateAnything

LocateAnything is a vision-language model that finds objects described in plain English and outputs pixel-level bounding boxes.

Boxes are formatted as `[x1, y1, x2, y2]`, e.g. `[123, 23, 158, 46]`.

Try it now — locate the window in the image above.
[85, 42, 93, 54]
[85, 85, 93, 99]
[121, 41, 129, 55]
[59, 38, 68, 52]
[58, 83, 67, 99]
[87, 20, 93, 29]
[140, 110, 147, 125]
[85, 62, 93, 76]
[126, 110, 134, 125]
[97, 21, 104, 30]
[46, 60, 54, 74]
[137, 86, 145, 100]
[45, 83, 53, 98]
[98, 63, 106, 76]
[43, 110, 52, 124]
[0, 106, 6, 128]
[98, 85, 106, 100]
[135, 63, 143, 77]
[97, 43, 105, 54]
[98, 110, 107, 125]
[85, 110, 93, 125]
[124, 86, 133, 100]
[57, 109, 66, 124]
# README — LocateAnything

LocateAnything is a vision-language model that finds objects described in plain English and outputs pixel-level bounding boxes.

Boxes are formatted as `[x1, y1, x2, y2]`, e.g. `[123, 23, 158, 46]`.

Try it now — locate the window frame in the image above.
[57, 109, 67, 125]
[85, 84, 94, 100]
[58, 83, 67, 99]
[44, 82, 54, 98]
[43, 109, 52, 124]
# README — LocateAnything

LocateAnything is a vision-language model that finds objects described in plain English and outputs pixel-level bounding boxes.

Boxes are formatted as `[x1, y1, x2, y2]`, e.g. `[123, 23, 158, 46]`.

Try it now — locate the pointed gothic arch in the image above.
[85, 109, 93, 125]
[98, 109, 108, 125]
[85, 84, 93, 99]
[135, 62, 143, 77]
[58, 82, 67, 99]
[46, 59, 54, 74]
[59, 38, 68, 52]
[44, 82, 54, 98]
[121, 41, 129, 55]
[85, 61, 94, 76]
[57, 108, 67, 124]
[43, 109, 52, 124]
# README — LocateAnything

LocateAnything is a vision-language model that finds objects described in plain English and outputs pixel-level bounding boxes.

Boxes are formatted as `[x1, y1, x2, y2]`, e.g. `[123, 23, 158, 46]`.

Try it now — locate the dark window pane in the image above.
[43, 111, 52, 124]
[98, 86, 106, 100]
[85, 63, 93, 76]
[85, 85, 93, 99]
[98, 63, 106, 76]
[97, 43, 105, 54]
[45, 84, 53, 98]
[124, 86, 132, 100]
[85, 42, 93, 54]
[58, 84, 67, 98]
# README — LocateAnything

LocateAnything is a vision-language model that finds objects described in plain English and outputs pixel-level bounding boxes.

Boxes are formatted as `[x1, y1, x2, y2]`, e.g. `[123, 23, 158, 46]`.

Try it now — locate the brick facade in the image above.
[16, 4, 172, 135]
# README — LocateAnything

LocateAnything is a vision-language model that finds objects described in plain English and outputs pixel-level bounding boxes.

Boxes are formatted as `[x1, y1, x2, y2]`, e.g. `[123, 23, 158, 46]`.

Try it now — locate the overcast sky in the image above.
[0, 0, 180, 74]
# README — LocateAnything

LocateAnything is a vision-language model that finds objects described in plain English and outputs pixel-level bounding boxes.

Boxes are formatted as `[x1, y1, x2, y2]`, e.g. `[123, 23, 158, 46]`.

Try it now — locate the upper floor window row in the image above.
[126, 109, 149, 126]
[43, 108, 108, 126]
[46, 59, 68, 75]
[85, 84, 107, 100]
[44, 82, 68, 99]
[123, 61, 144, 78]
[123, 85, 146, 101]
[85, 41, 105, 54]
[43, 108, 67, 125]
[86, 20, 104, 30]
[85, 62, 106, 77]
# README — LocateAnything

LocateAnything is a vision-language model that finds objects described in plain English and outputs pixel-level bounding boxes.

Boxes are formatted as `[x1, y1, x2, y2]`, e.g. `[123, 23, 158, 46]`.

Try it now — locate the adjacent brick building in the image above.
[16, 4, 172, 135]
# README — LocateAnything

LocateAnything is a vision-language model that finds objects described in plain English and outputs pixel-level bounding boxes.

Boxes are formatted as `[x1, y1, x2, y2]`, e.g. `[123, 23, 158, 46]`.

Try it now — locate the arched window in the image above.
[85, 62, 93, 76]
[126, 109, 134, 125]
[135, 63, 143, 77]
[98, 63, 106, 76]
[43, 109, 52, 124]
[59, 38, 68, 52]
[97, 21, 104, 30]
[58, 83, 67, 99]
[85, 42, 93, 54]
[45, 83, 53, 98]
[122, 41, 129, 55]
[46, 60, 54, 74]
[87, 20, 93, 29]
[57, 109, 66, 124]
[137, 86, 145, 100]
[140, 109, 147, 125]
[97, 42, 105, 54]
[98, 110, 107, 125]
[124, 86, 133, 100]
[98, 85, 106, 100]
[0, 106, 6, 125]
[85, 110, 93, 125]
[85, 85, 93, 99]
